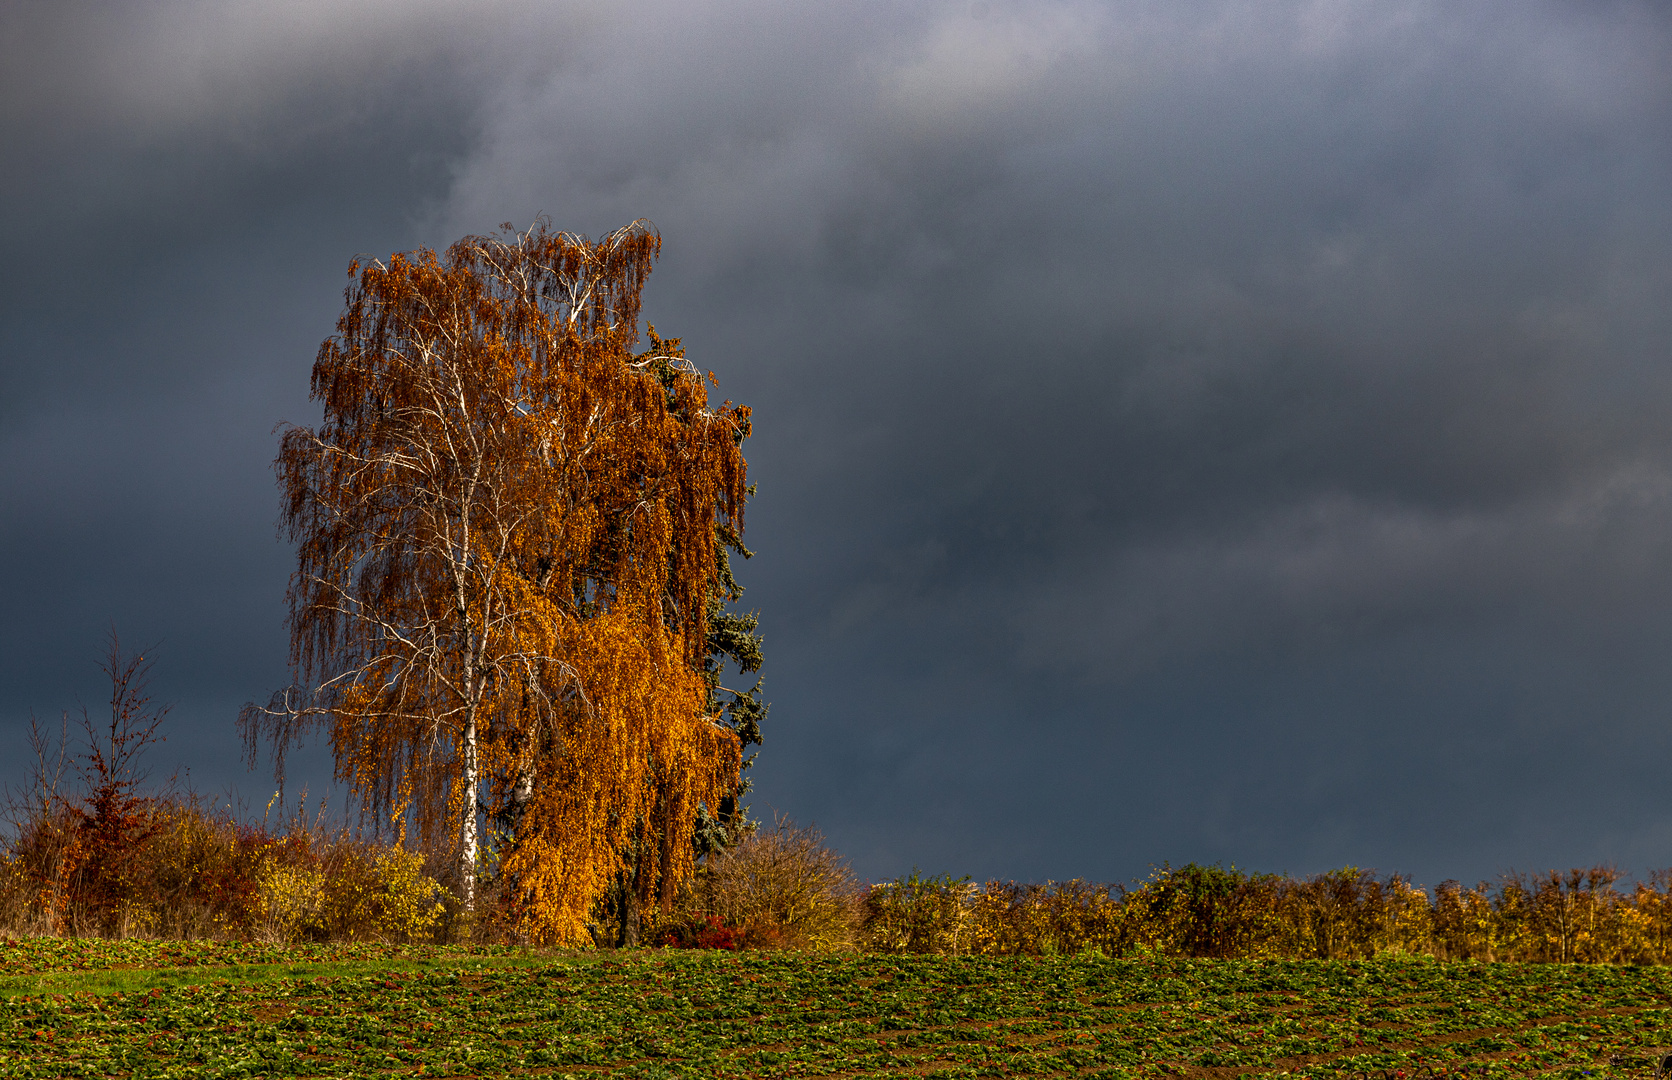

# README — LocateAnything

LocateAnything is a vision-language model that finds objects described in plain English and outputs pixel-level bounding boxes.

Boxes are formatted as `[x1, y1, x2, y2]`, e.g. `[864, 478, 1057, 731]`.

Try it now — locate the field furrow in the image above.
[5, 942, 1672, 1079]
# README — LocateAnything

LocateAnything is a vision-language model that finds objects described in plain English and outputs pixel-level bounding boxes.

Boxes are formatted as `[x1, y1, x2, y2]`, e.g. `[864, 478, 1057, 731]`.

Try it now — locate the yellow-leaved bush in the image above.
[257, 864, 325, 942]
[258, 847, 444, 944]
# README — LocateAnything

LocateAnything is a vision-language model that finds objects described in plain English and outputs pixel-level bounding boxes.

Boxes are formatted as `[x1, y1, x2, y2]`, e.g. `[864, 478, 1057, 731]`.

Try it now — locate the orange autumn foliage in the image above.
[243, 219, 749, 944]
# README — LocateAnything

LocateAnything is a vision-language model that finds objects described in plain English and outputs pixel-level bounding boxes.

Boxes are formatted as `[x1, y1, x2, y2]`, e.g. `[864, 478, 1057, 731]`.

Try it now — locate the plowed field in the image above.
[4, 939, 1671, 1078]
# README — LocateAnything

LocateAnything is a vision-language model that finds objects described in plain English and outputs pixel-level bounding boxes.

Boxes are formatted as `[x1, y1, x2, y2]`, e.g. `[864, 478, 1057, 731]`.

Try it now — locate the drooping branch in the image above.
[244, 219, 751, 941]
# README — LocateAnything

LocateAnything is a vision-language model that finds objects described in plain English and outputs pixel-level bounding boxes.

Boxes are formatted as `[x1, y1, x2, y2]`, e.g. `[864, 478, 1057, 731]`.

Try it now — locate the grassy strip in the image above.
[0, 953, 560, 999]
[0, 936, 530, 977]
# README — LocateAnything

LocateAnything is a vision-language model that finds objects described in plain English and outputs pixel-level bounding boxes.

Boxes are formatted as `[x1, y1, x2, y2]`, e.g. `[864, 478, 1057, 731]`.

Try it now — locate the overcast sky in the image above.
[4, 0, 1672, 889]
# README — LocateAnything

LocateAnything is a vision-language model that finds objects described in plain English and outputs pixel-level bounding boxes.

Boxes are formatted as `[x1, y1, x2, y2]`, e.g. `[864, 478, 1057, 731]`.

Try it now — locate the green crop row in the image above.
[5, 941, 1672, 1078]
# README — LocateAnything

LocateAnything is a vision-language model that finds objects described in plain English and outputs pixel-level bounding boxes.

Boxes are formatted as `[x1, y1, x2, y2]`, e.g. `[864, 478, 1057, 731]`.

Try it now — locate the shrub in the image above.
[1275, 867, 1431, 959]
[661, 914, 742, 950]
[252, 817, 445, 945]
[1431, 879, 1498, 960]
[0, 786, 447, 945]
[1118, 863, 1275, 958]
[314, 846, 444, 943]
[141, 801, 270, 939]
[863, 871, 977, 954]
[680, 818, 862, 950]
[259, 864, 327, 942]
[968, 879, 1124, 956]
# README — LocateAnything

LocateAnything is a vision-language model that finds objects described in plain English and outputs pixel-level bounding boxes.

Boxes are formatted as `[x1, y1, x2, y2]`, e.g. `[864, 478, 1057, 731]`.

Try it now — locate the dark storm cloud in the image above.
[0, 0, 498, 793]
[4, 0, 1671, 887]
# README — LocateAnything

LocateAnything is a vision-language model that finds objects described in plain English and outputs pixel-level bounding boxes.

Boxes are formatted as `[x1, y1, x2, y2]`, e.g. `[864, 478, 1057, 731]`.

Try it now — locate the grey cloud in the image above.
[432, 0, 1672, 882]
[4, 0, 1672, 888]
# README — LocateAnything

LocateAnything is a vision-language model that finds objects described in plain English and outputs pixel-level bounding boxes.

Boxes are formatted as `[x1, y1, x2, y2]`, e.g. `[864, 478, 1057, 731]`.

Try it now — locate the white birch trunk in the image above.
[460, 711, 478, 909]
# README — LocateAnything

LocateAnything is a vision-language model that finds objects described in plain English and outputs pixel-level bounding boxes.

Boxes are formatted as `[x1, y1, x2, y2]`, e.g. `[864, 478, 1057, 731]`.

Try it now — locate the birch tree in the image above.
[242, 220, 751, 942]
